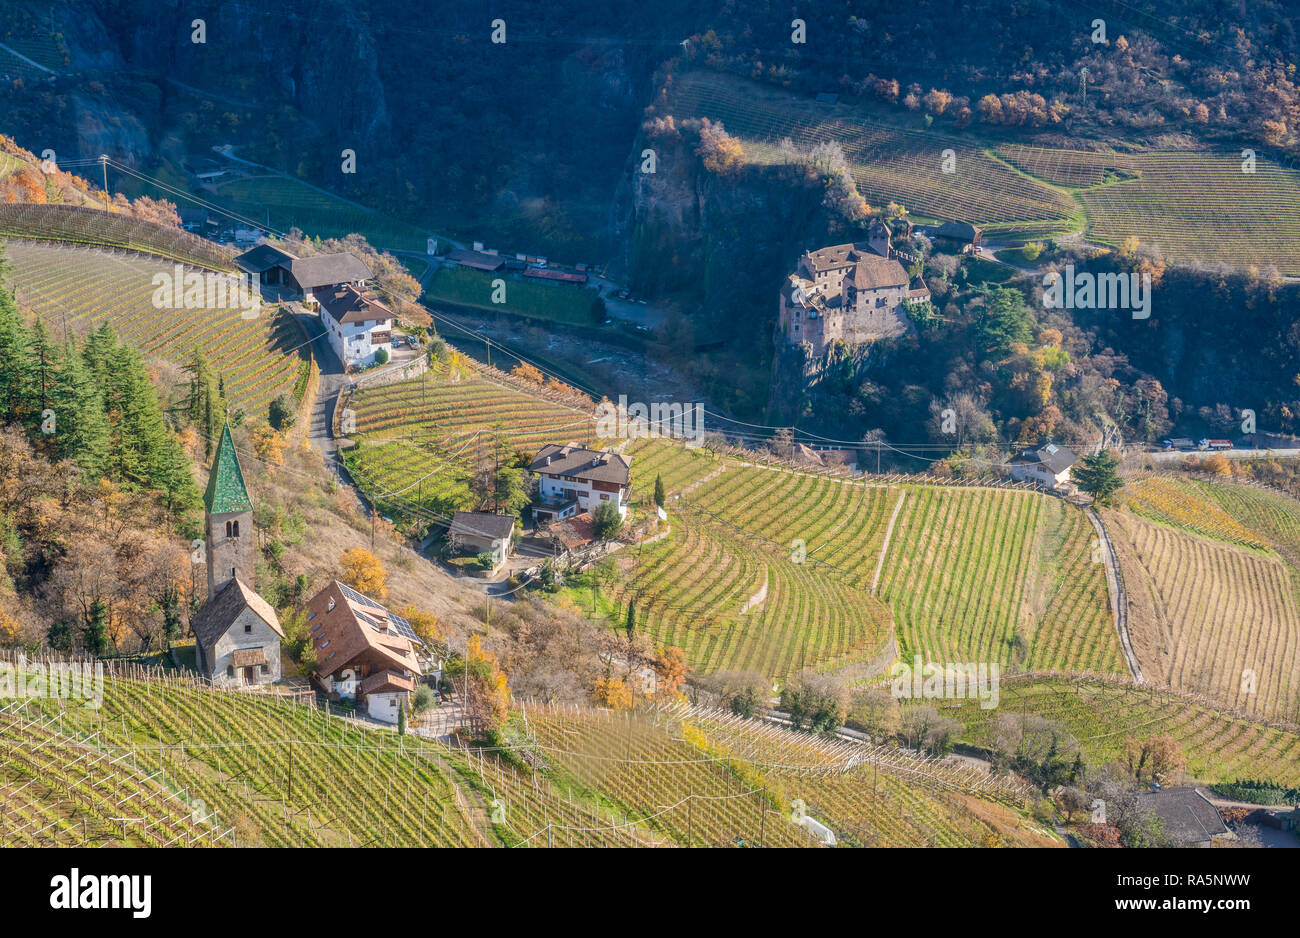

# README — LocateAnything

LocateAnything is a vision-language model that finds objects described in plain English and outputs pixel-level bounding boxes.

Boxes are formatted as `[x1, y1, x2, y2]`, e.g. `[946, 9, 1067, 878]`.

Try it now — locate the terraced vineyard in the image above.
[1110, 511, 1300, 720]
[1123, 476, 1271, 550]
[2, 242, 307, 414]
[525, 702, 1051, 847]
[0, 203, 236, 270]
[609, 514, 895, 678]
[1000, 145, 1300, 273]
[2, 672, 485, 847]
[878, 487, 1121, 673]
[947, 678, 1300, 787]
[666, 70, 1074, 228]
[619, 439, 1117, 679]
[343, 363, 597, 525]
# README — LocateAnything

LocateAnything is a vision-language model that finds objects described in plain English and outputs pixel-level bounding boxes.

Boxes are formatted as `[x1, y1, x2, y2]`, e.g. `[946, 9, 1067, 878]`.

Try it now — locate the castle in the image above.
[779, 220, 929, 353]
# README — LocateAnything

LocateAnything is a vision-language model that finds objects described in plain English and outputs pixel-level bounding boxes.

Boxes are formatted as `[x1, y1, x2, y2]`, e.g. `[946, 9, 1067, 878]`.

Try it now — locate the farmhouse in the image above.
[529, 443, 632, 522]
[1134, 788, 1230, 847]
[1008, 443, 1078, 489]
[319, 283, 394, 368]
[234, 243, 373, 303]
[305, 580, 426, 724]
[779, 242, 928, 352]
[192, 423, 285, 686]
[448, 511, 516, 569]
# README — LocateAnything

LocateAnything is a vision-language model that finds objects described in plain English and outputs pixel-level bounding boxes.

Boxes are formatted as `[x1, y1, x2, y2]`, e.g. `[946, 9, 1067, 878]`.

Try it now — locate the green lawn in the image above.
[424, 265, 601, 326]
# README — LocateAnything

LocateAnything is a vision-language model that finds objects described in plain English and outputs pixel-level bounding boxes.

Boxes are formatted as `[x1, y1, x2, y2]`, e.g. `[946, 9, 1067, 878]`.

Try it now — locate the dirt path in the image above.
[871, 490, 907, 594]
[1087, 507, 1142, 681]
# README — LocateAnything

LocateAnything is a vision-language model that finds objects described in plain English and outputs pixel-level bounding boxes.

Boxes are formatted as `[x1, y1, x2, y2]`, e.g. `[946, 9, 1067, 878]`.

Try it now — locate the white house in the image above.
[1008, 443, 1078, 489]
[319, 284, 394, 368]
[528, 443, 632, 523]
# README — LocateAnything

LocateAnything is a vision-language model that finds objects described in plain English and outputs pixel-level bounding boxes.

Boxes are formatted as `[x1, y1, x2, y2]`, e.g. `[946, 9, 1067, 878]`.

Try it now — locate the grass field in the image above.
[946, 678, 1300, 787]
[666, 70, 1075, 228]
[424, 265, 601, 326]
[208, 175, 432, 253]
[2, 241, 307, 415]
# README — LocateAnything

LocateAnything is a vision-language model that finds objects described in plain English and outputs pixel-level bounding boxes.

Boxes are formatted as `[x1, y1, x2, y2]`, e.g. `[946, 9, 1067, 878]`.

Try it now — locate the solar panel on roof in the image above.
[339, 582, 385, 609]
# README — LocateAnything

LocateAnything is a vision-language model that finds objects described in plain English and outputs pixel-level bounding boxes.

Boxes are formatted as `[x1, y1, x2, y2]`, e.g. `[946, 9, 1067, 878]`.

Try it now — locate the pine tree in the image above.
[27, 316, 57, 425]
[50, 337, 110, 477]
[0, 285, 33, 427]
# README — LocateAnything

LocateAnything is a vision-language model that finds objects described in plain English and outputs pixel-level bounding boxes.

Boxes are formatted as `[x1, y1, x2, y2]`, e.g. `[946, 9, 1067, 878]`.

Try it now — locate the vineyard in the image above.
[2, 241, 307, 414]
[878, 487, 1121, 673]
[946, 677, 1300, 787]
[0, 203, 237, 270]
[520, 701, 1053, 847]
[616, 439, 1119, 679]
[665, 70, 1075, 228]
[342, 362, 598, 526]
[606, 514, 896, 679]
[1123, 476, 1271, 550]
[0, 662, 1061, 848]
[1109, 510, 1300, 720]
[999, 145, 1300, 273]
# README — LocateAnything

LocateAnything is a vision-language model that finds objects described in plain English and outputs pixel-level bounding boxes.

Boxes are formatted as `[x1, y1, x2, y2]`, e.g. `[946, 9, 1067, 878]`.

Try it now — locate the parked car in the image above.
[406, 335, 419, 348]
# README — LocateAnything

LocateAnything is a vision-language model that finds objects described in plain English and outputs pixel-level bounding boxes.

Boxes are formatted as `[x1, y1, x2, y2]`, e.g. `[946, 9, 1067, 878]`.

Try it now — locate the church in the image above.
[190, 423, 284, 686]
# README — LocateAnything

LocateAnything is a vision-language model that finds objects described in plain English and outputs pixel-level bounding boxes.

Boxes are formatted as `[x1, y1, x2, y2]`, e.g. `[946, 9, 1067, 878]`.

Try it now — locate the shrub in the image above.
[374, 347, 389, 365]
[475, 551, 496, 570]
[591, 500, 623, 539]
[269, 393, 297, 431]
[412, 684, 437, 714]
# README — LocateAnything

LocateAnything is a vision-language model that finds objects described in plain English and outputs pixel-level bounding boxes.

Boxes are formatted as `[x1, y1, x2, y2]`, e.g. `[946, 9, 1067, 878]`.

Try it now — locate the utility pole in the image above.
[99, 155, 109, 210]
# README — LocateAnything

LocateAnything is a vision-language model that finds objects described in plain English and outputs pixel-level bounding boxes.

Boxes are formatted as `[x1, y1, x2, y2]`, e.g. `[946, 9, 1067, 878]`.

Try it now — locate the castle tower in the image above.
[203, 423, 254, 601]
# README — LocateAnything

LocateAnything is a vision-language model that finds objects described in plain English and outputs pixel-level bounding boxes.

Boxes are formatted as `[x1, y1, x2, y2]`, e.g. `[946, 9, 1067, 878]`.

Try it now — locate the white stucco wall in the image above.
[538, 475, 627, 517]
[206, 606, 282, 687]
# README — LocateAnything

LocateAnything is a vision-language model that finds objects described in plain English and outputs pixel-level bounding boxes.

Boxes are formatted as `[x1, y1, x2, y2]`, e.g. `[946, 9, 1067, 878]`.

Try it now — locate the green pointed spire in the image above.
[203, 422, 252, 514]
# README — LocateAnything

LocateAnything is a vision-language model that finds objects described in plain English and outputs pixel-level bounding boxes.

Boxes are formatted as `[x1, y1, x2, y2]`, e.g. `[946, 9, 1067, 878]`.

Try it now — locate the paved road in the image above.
[1144, 447, 1300, 461]
[292, 304, 348, 477]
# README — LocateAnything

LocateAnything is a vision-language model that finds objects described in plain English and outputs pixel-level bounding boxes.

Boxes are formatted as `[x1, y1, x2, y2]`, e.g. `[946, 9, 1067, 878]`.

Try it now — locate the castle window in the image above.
[225, 520, 232, 537]
[244, 624, 252, 634]
[232, 519, 240, 537]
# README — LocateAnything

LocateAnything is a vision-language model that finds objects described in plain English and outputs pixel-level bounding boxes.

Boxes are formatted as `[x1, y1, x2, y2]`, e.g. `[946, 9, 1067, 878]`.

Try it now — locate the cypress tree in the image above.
[82, 600, 110, 656]
[625, 597, 636, 640]
[653, 474, 665, 508]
